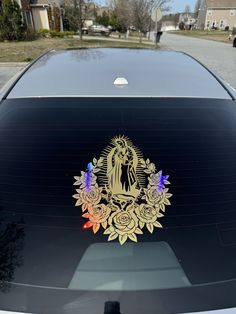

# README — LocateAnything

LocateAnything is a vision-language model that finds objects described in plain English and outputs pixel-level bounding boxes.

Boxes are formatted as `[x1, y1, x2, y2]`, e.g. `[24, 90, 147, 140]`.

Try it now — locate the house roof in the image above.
[30, 0, 49, 5]
[30, 0, 62, 6]
[206, 0, 236, 8]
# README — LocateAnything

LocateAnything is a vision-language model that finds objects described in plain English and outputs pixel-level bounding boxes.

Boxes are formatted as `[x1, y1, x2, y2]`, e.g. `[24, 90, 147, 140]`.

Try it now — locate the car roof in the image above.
[4, 48, 232, 99]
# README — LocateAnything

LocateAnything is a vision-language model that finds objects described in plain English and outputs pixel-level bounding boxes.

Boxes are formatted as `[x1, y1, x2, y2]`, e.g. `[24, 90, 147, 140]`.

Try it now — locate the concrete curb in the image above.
[0, 62, 29, 67]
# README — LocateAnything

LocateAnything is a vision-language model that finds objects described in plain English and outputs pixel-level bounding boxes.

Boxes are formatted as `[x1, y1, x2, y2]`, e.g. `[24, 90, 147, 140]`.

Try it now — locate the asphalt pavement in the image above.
[160, 32, 236, 89]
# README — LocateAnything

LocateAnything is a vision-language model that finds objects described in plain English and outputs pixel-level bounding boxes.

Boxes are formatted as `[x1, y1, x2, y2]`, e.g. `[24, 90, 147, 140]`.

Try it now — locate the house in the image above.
[17, 0, 34, 28]
[96, 5, 110, 17]
[197, 0, 236, 30]
[30, 0, 63, 31]
[161, 14, 180, 31]
[17, 0, 63, 31]
[179, 12, 197, 29]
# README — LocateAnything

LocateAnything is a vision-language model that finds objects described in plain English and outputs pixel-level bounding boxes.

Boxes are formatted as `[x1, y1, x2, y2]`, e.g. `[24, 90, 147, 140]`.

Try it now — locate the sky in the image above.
[96, 0, 197, 13]
[168, 0, 196, 13]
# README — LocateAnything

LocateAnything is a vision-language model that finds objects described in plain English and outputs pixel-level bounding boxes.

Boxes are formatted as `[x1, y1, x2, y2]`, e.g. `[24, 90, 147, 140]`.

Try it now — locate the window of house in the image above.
[206, 20, 211, 28]
[220, 20, 224, 28]
[24, 11, 33, 27]
[211, 20, 217, 28]
[207, 10, 213, 16]
[230, 9, 236, 16]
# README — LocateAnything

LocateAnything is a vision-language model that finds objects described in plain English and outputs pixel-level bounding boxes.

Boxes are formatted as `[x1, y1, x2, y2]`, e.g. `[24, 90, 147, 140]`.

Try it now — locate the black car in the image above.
[0, 48, 236, 314]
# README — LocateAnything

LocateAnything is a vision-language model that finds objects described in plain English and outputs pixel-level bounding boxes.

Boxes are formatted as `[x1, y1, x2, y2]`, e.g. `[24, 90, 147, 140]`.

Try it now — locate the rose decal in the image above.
[73, 136, 172, 245]
[104, 211, 142, 245]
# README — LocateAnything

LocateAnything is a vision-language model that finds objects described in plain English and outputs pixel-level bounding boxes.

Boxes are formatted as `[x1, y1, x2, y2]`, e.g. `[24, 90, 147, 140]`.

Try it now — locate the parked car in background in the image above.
[0, 48, 236, 314]
[76, 27, 89, 35]
[89, 24, 111, 36]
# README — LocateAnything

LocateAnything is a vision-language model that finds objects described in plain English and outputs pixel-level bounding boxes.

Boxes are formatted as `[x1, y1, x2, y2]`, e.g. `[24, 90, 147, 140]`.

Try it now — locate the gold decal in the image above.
[73, 136, 172, 245]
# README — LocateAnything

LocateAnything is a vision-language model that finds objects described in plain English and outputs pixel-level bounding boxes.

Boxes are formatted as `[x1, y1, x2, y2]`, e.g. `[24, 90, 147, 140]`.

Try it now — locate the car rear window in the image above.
[0, 97, 236, 314]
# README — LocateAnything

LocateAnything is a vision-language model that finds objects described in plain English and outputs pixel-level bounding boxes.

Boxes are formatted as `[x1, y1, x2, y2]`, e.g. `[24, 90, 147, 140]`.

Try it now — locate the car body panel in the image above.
[0, 48, 236, 314]
[3, 49, 232, 100]
[1, 307, 236, 313]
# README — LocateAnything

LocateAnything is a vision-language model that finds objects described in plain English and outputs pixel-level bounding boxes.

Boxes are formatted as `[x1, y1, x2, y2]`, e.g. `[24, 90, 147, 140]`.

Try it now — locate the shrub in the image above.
[38, 29, 74, 38]
[0, 0, 26, 41]
[179, 21, 185, 30]
[38, 28, 50, 34]
[25, 27, 38, 41]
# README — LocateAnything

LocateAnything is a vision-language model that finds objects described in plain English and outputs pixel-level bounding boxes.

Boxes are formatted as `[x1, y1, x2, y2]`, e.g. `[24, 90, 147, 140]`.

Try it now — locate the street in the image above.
[160, 32, 236, 89]
[0, 33, 235, 90]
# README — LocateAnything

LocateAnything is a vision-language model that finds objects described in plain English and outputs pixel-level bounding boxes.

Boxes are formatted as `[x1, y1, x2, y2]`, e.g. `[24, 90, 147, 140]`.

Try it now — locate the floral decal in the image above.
[73, 135, 172, 245]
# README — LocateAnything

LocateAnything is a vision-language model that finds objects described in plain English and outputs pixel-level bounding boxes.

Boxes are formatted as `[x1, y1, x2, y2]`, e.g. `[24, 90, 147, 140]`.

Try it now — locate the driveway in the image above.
[160, 32, 236, 89]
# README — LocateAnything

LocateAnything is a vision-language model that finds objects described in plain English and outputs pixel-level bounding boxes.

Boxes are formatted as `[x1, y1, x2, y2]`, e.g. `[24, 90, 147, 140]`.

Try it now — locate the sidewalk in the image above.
[0, 62, 28, 67]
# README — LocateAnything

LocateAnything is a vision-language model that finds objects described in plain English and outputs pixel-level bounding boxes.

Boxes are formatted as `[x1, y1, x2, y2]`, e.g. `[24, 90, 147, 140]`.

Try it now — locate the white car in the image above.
[89, 24, 110, 35]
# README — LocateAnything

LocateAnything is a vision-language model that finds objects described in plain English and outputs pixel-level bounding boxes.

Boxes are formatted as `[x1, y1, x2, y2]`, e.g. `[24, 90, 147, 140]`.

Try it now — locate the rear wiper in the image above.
[104, 301, 122, 314]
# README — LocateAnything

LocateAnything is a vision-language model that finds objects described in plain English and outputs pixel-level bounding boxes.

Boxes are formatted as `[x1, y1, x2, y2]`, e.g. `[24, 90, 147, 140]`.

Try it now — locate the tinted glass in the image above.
[0, 97, 236, 314]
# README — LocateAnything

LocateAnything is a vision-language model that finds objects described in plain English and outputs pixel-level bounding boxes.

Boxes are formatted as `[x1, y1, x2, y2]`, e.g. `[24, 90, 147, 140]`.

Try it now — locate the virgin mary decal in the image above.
[73, 135, 172, 245]
[107, 137, 141, 200]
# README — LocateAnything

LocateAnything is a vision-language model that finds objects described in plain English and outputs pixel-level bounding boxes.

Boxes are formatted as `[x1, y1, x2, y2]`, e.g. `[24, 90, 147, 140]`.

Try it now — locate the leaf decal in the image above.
[102, 221, 107, 229]
[146, 223, 154, 234]
[75, 199, 83, 206]
[139, 221, 145, 229]
[93, 223, 100, 234]
[82, 203, 88, 212]
[119, 234, 128, 245]
[82, 213, 89, 218]
[135, 228, 143, 235]
[73, 181, 81, 186]
[108, 232, 119, 241]
[128, 233, 137, 242]
[153, 221, 163, 228]
[104, 228, 112, 235]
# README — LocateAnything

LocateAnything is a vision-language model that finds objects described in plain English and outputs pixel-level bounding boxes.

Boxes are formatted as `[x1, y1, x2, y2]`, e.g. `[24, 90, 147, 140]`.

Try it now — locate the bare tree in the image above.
[152, 0, 171, 12]
[131, 0, 150, 42]
[109, 0, 171, 40]
[194, 0, 201, 17]
[132, 0, 171, 42]
[174, 13, 180, 29]
[109, 0, 132, 31]
[63, 0, 93, 40]
[184, 4, 191, 14]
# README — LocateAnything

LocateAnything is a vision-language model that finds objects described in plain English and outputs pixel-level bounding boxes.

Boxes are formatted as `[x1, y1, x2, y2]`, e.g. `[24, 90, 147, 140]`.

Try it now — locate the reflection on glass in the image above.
[69, 242, 190, 291]
[0, 206, 25, 292]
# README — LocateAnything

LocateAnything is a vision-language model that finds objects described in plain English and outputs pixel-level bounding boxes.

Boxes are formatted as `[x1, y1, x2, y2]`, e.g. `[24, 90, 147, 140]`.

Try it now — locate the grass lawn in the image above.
[169, 30, 232, 43]
[0, 37, 155, 62]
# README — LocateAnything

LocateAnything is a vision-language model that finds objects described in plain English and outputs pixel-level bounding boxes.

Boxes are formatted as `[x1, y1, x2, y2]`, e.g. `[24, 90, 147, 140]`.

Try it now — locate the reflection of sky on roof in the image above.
[8, 49, 231, 99]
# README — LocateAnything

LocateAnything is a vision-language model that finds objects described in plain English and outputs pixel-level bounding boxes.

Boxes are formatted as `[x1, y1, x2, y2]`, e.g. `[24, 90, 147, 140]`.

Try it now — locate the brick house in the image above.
[17, 0, 34, 28]
[16, 0, 63, 31]
[197, 0, 236, 30]
[30, 0, 63, 31]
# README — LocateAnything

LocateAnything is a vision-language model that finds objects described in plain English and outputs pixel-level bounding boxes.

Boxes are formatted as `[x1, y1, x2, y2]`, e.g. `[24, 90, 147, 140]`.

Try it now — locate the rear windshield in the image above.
[0, 97, 236, 314]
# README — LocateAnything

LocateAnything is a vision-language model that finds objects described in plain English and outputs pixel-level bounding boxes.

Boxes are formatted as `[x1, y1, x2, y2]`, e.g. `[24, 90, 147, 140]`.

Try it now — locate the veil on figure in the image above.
[107, 137, 141, 201]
